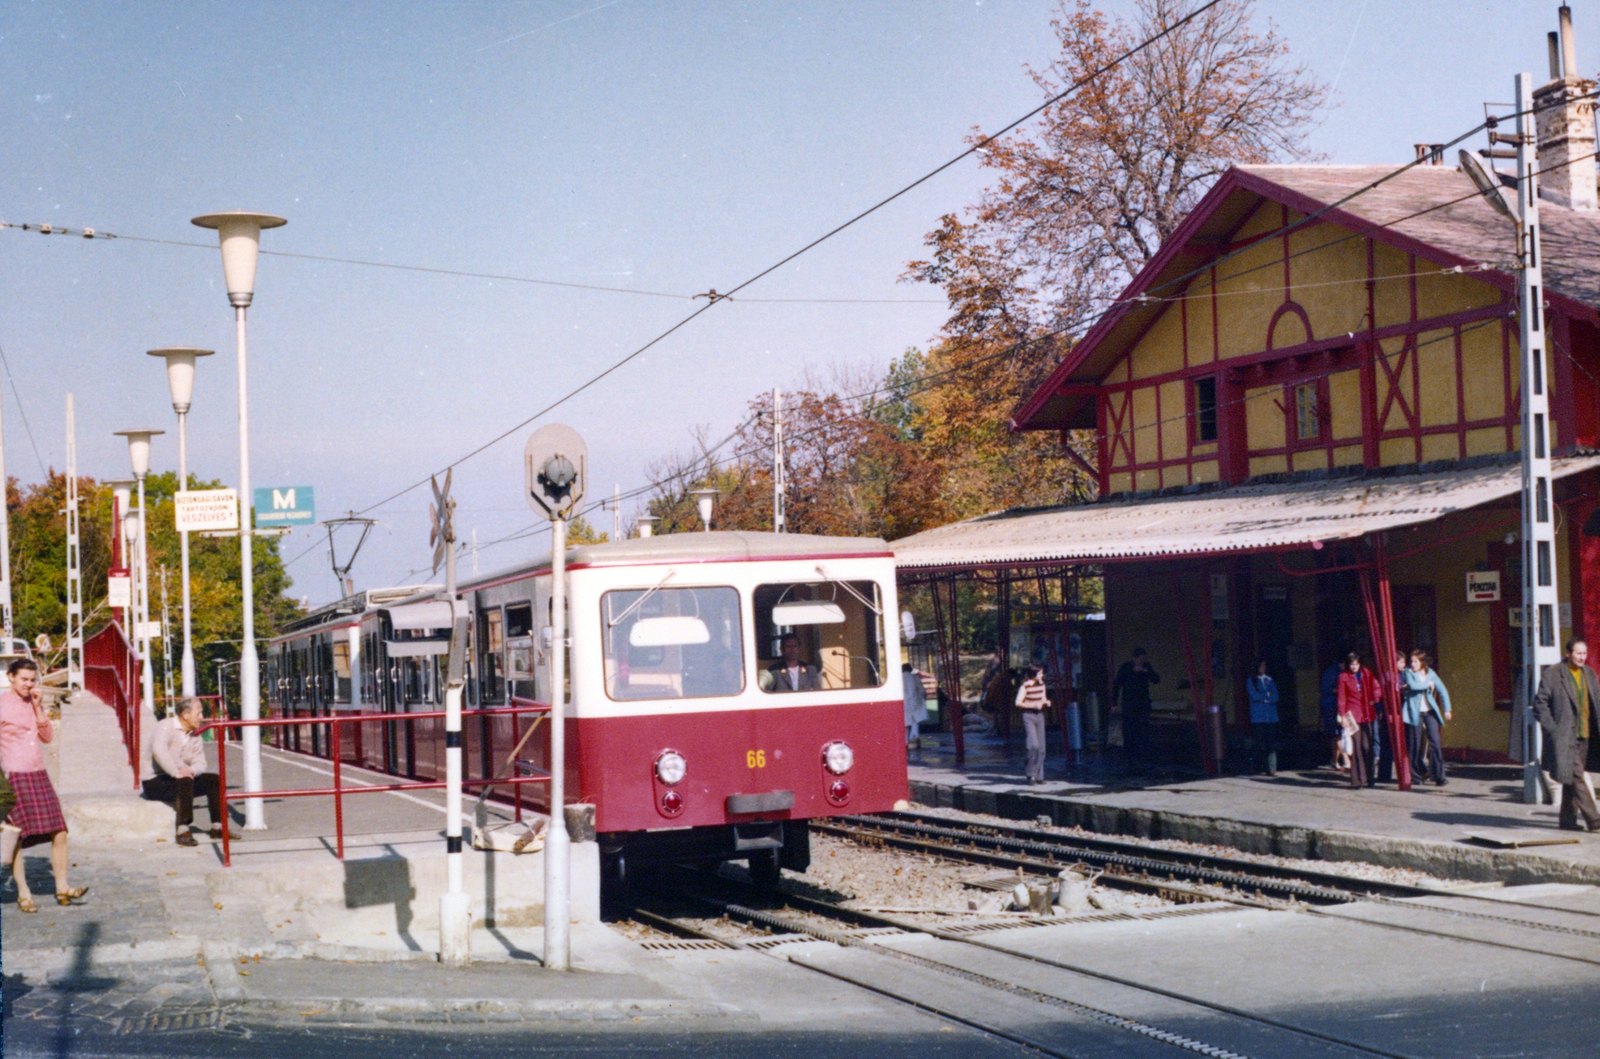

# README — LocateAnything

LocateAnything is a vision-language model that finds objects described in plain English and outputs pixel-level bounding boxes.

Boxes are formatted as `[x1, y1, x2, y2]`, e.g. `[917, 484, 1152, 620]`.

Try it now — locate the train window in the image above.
[479, 608, 505, 703]
[602, 586, 743, 701]
[755, 581, 887, 692]
[332, 641, 352, 703]
[506, 604, 533, 638]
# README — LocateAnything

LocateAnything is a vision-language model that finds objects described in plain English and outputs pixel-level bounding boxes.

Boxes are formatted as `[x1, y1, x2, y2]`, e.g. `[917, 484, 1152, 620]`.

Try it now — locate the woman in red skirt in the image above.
[1, 658, 86, 912]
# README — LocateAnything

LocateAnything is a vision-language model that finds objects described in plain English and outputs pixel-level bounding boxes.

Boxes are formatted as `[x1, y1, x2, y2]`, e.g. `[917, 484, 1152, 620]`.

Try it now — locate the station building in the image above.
[893, 108, 1600, 777]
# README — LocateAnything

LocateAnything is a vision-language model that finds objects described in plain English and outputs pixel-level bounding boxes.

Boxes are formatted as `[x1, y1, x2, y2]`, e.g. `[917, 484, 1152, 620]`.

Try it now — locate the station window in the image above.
[754, 580, 887, 693]
[1193, 377, 1218, 443]
[601, 586, 743, 701]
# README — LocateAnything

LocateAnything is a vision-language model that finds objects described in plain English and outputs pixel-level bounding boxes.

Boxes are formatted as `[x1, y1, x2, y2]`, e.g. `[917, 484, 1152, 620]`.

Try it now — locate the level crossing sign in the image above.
[254, 486, 315, 526]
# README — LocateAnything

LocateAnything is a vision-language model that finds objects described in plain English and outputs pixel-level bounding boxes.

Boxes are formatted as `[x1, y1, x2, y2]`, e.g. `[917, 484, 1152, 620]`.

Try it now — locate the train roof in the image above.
[458, 530, 892, 591]
[272, 584, 443, 639]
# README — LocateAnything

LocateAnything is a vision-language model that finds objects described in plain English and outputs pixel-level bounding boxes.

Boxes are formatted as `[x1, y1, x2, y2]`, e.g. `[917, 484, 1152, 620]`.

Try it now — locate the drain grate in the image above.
[114, 1010, 222, 1035]
[745, 933, 822, 950]
[639, 938, 731, 951]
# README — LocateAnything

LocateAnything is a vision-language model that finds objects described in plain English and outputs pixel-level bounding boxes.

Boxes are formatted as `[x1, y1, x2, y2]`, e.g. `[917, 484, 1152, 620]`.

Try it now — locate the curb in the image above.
[909, 778, 1600, 887]
[230, 997, 744, 1025]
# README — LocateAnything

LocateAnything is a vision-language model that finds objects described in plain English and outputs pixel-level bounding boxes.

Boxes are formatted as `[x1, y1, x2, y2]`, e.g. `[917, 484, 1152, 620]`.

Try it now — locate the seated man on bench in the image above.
[143, 697, 237, 846]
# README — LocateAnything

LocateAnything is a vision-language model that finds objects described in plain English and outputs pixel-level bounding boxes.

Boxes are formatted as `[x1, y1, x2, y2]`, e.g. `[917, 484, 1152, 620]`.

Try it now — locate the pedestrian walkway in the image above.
[906, 730, 1600, 886]
[0, 693, 707, 1032]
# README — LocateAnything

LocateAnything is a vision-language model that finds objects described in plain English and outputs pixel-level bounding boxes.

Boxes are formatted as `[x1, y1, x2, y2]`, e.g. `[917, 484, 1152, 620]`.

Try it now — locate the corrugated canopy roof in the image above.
[1015, 164, 1600, 432]
[892, 455, 1600, 572]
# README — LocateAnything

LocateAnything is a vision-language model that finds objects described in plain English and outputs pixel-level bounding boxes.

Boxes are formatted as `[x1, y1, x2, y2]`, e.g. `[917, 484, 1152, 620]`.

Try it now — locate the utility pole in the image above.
[1516, 70, 1564, 804]
[0, 381, 11, 644]
[611, 484, 622, 542]
[160, 566, 176, 704]
[773, 388, 786, 533]
[65, 396, 85, 692]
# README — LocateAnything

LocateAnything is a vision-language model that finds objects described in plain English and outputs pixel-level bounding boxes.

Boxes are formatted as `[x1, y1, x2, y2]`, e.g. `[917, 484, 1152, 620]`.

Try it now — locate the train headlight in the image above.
[822, 741, 854, 775]
[655, 750, 687, 786]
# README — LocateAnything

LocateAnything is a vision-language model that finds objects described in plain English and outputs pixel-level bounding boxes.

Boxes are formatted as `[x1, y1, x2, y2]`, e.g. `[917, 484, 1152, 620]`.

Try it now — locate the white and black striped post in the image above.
[438, 489, 472, 966]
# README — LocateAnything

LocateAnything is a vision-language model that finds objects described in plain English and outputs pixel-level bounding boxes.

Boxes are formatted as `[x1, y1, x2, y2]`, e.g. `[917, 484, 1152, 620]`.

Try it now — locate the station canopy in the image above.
[892, 454, 1600, 573]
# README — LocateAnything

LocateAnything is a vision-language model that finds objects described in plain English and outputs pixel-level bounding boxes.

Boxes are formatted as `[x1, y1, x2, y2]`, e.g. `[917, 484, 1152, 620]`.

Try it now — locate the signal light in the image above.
[660, 790, 684, 815]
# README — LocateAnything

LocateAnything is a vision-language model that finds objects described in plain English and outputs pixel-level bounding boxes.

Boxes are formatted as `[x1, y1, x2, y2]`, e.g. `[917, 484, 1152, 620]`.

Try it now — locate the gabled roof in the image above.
[1013, 164, 1600, 433]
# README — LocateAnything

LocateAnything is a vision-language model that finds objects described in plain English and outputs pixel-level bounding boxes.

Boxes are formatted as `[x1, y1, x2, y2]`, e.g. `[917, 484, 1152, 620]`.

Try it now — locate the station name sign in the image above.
[1466, 571, 1500, 603]
[253, 486, 315, 526]
[174, 489, 240, 533]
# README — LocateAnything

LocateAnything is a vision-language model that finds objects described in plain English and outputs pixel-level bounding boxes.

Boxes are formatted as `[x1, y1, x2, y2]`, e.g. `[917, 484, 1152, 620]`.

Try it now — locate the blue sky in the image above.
[0, 1, 1584, 604]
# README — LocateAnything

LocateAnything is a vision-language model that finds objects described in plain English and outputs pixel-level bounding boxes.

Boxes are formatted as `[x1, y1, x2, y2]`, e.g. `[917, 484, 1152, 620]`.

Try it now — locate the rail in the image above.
[82, 622, 140, 788]
[195, 700, 552, 867]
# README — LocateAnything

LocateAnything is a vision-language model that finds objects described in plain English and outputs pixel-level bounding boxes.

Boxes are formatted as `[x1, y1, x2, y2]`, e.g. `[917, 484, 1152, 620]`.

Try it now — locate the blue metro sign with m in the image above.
[253, 486, 315, 526]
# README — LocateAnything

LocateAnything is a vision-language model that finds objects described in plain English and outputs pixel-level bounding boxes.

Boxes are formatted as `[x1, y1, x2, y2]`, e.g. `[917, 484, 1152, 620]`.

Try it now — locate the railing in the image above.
[83, 622, 140, 788]
[196, 701, 552, 867]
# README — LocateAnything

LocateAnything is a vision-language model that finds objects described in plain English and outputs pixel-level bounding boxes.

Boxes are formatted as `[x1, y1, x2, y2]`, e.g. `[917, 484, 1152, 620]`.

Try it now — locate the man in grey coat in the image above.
[1532, 639, 1600, 832]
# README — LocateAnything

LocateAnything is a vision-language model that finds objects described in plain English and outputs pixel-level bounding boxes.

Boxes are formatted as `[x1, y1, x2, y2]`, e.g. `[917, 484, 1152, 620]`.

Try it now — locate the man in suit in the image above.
[763, 634, 821, 692]
[1532, 639, 1600, 832]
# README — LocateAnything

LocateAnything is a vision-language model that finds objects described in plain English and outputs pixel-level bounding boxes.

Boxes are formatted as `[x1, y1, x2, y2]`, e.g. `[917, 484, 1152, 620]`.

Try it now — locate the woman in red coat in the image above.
[1337, 652, 1382, 789]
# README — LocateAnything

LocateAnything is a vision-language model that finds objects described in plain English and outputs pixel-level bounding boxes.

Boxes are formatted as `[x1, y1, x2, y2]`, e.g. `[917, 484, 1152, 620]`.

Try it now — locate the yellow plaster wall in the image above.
[1462, 323, 1506, 421]
[1106, 572, 1233, 716]
[1132, 387, 1159, 466]
[1187, 287, 1217, 364]
[1160, 380, 1187, 457]
[1385, 517, 1576, 756]
[1245, 386, 1284, 450]
[1286, 220, 1369, 337]
[1372, 242, 1413, 324]
[1416, 329, 1458, 427]
[1132, 307, 1186, 380]
[1328, 367, 1362, 439]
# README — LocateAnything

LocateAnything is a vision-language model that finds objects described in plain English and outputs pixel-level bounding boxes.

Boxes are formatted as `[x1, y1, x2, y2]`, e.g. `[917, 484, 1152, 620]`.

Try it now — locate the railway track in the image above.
[815, 810, 1600, 964]
[631, 868, 1425, 1059]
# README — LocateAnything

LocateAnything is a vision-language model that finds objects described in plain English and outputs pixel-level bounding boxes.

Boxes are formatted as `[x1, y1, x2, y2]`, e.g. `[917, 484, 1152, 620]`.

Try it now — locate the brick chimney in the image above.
[1535, 5, 1598, 210]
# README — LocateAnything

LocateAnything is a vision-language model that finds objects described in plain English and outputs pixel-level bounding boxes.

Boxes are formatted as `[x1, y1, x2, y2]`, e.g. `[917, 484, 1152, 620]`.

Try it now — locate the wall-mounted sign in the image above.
[107, 574, 132, 608]
[1466, 571, 1500, 603]
[175, 489, 239, 533]
[253, 486, 315, 526]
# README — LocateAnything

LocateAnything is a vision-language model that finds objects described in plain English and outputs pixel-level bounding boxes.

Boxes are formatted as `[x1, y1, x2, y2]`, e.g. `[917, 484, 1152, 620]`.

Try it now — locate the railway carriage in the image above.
[267, 531, 909, 884]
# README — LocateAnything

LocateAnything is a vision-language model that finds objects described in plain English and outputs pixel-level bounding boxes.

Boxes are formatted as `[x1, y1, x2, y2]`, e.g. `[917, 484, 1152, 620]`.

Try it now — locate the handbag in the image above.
[1105, 712, 1125, 748]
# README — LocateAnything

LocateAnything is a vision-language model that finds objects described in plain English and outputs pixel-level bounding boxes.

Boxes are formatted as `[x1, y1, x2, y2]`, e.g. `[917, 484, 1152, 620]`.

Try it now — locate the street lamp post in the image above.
[114, 429, 164, 727]
[192, 211, 286, 832]
[148, 348, 214, 700]
[690, 488, 719, 532]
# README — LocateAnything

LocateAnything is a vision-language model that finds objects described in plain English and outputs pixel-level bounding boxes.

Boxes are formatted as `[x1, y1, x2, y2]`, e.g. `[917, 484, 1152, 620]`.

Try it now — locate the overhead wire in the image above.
[0, 341, 49, 479]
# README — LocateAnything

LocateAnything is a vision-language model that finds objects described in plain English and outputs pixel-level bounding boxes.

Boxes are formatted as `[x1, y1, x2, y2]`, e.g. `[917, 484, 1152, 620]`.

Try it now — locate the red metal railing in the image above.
[196, 701, 552, 867]
[83, 622, 141, 788]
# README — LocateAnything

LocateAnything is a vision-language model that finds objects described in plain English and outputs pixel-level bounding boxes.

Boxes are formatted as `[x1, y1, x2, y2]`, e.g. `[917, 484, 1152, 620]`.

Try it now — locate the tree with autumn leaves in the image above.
[6, 471, 300, 695]
[649, 0, 1327, 544]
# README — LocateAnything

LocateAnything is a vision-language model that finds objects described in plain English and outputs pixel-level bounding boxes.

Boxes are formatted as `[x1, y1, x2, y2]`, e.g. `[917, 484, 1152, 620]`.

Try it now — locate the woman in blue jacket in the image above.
[1402, 650, 1452, 786]
[1247, 659, 1280, 776]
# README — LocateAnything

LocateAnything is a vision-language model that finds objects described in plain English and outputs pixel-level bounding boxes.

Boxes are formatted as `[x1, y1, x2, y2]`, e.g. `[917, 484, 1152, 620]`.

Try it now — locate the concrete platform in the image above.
[907, 730, 1600, 885]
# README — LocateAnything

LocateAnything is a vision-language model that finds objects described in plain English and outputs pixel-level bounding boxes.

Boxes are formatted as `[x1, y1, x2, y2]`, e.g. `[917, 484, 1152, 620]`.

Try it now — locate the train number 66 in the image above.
[746, 749, 767, 768]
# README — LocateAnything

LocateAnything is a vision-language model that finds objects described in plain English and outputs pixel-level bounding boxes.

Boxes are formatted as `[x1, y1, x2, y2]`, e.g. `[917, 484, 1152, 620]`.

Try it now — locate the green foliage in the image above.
[7, 471, 300, 694]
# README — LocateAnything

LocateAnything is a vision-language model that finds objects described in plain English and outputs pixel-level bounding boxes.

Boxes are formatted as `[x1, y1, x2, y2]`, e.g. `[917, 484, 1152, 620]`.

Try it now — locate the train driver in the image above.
[760, 634, 822, 693]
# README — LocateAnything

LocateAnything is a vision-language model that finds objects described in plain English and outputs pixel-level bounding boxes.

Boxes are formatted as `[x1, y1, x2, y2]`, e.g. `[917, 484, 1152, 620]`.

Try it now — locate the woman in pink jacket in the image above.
[1, 658, 87, 912]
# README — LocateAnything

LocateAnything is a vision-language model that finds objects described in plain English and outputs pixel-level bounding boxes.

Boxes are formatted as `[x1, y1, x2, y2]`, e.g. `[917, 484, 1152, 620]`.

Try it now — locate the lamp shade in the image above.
[146, 347, 214, 413]
[191, 212, 287, 307]
[123, 510, 142, 544]
[113, 428, 165, 478]
[636, 514, 657, 538]
[689, 487, 720, 531]
[108, 479, 134, 516]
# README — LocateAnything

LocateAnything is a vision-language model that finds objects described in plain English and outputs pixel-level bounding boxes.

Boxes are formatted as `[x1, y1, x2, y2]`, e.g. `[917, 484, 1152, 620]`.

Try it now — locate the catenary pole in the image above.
[0, 385, 11, 644]
[773, 388, 786, 533]
[65, 396, 84, 691]
[1516, 72, 1564, 803]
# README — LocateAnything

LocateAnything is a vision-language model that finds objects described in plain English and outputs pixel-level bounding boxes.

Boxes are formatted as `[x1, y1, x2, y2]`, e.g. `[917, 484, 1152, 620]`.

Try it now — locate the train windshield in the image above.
[602, 586, 744, 700]
[754, 580, 887, 693]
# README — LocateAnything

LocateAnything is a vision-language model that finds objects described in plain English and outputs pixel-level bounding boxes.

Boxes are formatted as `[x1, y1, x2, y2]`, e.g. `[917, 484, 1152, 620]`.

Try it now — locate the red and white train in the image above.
[266, 531, 908, 885]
